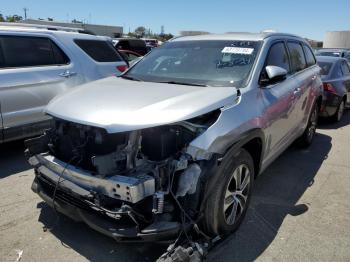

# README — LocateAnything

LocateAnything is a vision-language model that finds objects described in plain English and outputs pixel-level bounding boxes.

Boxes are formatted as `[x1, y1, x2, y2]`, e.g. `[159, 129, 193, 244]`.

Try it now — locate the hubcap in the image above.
[223, 164, 251, 225]
[308, 107, 318, 140]
[337, 101, 344, 121]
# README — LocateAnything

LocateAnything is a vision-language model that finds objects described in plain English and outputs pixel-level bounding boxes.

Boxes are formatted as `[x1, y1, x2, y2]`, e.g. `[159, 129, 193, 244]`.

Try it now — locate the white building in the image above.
[20, 19, 123, 37]
[324, 31, 350, 49]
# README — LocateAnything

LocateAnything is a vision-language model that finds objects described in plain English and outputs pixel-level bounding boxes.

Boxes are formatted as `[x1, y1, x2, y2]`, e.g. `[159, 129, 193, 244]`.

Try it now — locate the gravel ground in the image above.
[1, 114, 350, 262]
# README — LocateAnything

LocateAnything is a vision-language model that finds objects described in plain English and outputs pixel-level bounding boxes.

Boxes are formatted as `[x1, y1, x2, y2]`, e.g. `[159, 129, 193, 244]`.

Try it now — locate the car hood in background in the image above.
[46, 76, 237, 133]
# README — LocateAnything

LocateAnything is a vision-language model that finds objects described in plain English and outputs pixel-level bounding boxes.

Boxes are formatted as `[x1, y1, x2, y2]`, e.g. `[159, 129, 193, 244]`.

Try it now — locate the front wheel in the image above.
[298, 104, 318, 148]
[202, 148, 254, 236]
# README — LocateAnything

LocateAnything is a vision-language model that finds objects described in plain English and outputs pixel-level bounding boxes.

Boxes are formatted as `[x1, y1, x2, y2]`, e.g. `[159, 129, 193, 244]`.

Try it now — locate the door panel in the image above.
[0, 65, 82, 129]
[262, 75, 300, 160]
[0, 34, 84, 141]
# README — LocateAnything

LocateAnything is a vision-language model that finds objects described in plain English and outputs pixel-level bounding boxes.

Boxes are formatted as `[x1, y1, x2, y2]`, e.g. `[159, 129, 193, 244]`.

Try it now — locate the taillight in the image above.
[323, 83, 336, 94]
[117, 65, 128, 72]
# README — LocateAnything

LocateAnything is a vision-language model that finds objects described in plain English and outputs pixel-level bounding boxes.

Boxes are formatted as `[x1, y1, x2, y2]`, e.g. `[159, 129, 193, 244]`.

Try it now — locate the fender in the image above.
[220, 128, 265, 177]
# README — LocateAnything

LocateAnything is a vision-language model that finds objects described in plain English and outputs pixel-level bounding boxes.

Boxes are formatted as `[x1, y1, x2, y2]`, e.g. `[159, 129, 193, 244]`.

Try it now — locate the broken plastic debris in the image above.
[15, 249, 23, 262]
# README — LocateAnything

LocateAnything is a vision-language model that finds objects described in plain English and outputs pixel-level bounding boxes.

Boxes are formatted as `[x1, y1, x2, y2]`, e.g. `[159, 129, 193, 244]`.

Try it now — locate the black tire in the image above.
[331, 99, 345, 123]
[298, 103, 318, 148]
[202, 148, 254, 236]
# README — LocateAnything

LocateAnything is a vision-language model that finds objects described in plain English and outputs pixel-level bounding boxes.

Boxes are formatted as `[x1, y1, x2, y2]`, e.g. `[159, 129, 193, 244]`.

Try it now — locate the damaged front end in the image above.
[25, 110, 220, 242]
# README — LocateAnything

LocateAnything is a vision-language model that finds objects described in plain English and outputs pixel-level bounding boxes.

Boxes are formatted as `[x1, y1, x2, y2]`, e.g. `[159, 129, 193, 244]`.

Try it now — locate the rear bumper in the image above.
[320, 93, 341, 117]
[30, 154, 180, 242]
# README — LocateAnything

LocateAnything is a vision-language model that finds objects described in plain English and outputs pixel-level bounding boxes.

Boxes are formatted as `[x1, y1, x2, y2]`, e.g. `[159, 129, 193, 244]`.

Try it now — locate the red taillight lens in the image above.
[117, 65, 128, 72]
[323, 83, 336, 94]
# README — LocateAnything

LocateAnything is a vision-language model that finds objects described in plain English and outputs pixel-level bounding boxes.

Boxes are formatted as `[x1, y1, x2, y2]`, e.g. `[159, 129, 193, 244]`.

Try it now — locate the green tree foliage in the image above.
[5, 15, 23, 22]
[135, 26, 146, 37]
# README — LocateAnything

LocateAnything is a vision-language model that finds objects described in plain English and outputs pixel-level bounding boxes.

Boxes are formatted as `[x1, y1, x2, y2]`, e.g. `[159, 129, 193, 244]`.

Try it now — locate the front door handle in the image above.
[311, 75, 317, 80]
[59, 70, 77, 78]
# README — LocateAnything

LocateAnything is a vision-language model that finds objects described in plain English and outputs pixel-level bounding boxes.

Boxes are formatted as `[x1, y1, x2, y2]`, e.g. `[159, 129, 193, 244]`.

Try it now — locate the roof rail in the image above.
[0, 22, 94, 35]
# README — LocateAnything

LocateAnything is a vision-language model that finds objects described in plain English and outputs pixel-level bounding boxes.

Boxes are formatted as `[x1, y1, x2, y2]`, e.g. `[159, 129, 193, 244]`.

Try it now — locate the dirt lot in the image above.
[1, 115, 350, 262]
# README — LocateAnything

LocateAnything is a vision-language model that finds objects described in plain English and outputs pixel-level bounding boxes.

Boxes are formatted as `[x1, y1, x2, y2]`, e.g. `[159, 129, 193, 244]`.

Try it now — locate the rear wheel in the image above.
[202, 148, 254, 236]
[298, 104, 318, 148]
[332, 100, 345, 122]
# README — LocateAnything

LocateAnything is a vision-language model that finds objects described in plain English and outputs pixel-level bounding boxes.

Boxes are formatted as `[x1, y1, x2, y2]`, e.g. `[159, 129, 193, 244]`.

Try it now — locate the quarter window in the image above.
[74, 39, 122, 62]
[265, 42, 290, 72]
[303, 44, 316, 67]
[340, 61, 350, 76]
[0, 35, 69, 68]
[287, 42, 307, 72]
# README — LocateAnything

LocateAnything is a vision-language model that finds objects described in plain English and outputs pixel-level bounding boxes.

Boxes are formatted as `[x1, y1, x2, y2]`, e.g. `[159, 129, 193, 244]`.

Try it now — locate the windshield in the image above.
[124, 40, 261, 87]
[316, 51, 341, 57]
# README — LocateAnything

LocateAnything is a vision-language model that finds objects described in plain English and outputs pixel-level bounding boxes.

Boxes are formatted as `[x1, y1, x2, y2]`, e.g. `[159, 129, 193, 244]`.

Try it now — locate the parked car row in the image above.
[315, 48, 350, 63]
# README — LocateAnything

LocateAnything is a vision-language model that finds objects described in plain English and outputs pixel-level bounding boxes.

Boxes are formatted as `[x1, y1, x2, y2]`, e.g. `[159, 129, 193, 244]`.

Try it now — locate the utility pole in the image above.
[23, 7, 28, 20]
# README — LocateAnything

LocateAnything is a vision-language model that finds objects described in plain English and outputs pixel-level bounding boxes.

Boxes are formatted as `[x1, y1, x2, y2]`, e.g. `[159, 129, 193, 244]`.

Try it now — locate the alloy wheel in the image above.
[223, 164, 251, 225]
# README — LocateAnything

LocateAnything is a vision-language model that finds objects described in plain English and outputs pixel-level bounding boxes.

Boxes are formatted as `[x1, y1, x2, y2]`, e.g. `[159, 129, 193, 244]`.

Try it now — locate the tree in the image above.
[6, 15, 23, 22]
[0, 13, 5, 22]
[71, 19, 83, 24]
[134, 26, 146, 37]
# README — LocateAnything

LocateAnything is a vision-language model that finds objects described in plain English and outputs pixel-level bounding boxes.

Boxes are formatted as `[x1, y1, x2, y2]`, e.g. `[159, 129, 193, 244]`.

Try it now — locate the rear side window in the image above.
[265, 42, 290, 72]
[287, 42, 307, 72]
[317, 62, 333, 76]
[340, 61, 350, 76]
[0, 35, 69, 68]
[303, 44, 316, 66]
[74, 39, 122, 62]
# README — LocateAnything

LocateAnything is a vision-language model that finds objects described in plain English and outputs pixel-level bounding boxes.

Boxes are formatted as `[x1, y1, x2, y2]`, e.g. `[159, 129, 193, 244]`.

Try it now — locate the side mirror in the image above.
[260, 65, 287, 86]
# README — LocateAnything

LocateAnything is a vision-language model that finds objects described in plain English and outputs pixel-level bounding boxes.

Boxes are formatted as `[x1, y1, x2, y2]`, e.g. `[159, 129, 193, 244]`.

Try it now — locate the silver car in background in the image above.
[317, 56, 350, 121]
[0, 24, 128, 143]
[26, 33, 323, 244]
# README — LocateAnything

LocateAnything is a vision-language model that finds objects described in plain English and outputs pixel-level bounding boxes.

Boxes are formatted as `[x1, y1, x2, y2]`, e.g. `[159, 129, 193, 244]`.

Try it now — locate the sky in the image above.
[1, 0, 350, 41]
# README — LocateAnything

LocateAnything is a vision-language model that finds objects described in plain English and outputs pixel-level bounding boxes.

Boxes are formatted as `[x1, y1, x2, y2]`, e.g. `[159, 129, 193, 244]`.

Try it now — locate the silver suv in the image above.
[26, 33, 322, 243]
[0, 24, 127, 143]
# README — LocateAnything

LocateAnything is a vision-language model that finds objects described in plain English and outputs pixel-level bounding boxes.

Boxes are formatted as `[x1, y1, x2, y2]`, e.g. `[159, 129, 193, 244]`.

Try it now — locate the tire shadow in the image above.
[318, 109, 350, 129]
[0, 140, 31, 179]
[36, 202, 167, 262]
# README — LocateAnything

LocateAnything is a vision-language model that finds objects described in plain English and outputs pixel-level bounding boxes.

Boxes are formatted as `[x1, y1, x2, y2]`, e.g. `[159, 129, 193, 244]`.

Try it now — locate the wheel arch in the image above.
[222, 129, 265, 178]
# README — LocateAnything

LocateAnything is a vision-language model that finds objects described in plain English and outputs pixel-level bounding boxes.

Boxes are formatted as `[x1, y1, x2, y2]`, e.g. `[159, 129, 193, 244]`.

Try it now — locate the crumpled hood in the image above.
[46, 76, 237, 133]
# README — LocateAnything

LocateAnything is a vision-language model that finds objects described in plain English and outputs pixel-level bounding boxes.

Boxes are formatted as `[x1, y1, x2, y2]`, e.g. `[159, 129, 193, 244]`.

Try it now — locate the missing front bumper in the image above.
[32, 172, 180, 242]
[28, 153, 155, 203]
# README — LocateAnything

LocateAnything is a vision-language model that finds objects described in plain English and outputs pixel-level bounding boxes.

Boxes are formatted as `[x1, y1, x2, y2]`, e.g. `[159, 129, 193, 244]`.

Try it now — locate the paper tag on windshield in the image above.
[221, 47, 254, 55]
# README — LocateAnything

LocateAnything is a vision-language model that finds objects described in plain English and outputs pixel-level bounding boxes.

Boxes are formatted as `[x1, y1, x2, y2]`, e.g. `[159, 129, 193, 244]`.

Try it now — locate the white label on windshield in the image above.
[221, 47, 254, 55]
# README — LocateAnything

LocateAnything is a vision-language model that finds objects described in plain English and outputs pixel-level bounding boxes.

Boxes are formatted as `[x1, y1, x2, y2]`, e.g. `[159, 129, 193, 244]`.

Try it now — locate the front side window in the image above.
[265, 42, 290, 72]
[317, 61, 333, 76]
[0, 35, 69, 68]
[74, 39, 122, 62]
[287, 42, 307, 73]
[124, 40, 262, 87]
[303, 44, 316, 67]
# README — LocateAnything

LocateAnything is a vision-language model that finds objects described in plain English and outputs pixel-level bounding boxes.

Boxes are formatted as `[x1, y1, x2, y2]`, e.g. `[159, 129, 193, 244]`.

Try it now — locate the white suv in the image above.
[0, 24, 128, 143]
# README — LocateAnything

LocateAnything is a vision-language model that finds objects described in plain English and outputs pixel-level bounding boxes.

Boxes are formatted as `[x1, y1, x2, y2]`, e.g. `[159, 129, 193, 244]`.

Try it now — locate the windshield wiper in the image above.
[157, 81, 208, 87]
[119, 75, 142, 81]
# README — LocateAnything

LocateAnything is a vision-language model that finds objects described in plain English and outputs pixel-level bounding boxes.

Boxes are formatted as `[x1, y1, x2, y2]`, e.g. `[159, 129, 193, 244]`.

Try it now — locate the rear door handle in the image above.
[311, 75, 317, 80]
[59, 70, 77, 78]
[293, 87, 301, 95]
